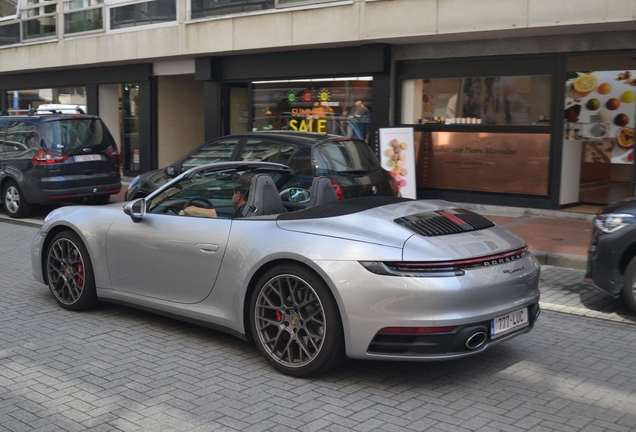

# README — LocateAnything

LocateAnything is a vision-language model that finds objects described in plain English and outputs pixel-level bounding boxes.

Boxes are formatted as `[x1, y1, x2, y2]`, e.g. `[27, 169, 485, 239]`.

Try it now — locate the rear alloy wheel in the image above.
[46, 231, 98, 311]
[250, 264, 345, 377]
[623, 257, 636, 314]
[3, 180, 32, 218]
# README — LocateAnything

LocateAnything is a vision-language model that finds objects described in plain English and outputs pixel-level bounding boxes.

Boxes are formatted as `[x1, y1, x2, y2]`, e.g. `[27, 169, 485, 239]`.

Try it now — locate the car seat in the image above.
[242, 173, 286, 217]
[307, 176, 338, 207]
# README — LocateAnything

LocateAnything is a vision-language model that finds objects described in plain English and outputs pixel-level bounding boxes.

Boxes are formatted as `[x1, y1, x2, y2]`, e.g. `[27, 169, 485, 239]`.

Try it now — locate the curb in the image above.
[530, 249, 587, 270]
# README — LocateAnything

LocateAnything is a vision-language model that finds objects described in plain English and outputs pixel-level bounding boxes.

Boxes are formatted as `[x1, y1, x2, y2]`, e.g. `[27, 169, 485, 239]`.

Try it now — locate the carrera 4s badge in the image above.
[503, 266, 526, 275]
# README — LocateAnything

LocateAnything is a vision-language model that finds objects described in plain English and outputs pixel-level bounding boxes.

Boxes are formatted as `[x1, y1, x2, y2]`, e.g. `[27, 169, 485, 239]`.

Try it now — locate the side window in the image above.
[239, 139, 295, 164]
[146, 170, 239, 219]
[181, 138, 239, 172]
[5, 122, 39, 156]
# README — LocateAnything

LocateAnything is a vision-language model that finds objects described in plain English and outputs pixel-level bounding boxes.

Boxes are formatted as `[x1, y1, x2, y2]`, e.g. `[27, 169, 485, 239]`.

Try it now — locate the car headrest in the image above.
[242, 173, 285, 217]
[307, 176, 338, 207]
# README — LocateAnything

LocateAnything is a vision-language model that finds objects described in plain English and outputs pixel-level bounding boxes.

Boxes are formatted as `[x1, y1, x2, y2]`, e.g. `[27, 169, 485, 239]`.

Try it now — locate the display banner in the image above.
[379, 128, 416, 199]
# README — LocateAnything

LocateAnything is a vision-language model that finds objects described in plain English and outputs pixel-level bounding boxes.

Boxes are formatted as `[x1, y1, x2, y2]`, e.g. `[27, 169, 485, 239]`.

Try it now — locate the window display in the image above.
[252, 78, 372, 142]
[402, 75, 552, 126]
[564, 70, 636, 164]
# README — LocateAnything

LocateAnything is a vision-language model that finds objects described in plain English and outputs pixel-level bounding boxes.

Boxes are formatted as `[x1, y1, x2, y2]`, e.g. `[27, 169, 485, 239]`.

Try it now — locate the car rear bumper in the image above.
[28, 182, 122, 204]
[315, 254, 541, 360]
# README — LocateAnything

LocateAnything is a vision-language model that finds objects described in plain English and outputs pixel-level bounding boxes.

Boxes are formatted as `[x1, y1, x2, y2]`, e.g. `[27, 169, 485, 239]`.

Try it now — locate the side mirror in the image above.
[123, 198, 146, 223]
[165, 166, 175, 176]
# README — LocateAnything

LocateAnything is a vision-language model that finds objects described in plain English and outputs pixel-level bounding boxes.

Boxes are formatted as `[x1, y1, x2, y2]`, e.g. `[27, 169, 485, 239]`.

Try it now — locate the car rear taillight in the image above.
[33, 150, 68, 165]
[104, 144, 120, 160]
[330, 178, 345, 200]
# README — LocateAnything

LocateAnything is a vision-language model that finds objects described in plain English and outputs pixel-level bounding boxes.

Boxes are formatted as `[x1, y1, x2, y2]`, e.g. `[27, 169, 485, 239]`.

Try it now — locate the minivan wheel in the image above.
[622, 257, 636, 314]
[3, 180, 32, 218]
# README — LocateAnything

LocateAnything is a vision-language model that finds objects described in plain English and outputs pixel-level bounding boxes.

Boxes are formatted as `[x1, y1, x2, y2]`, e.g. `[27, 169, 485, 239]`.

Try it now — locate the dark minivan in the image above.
[125, 131, 396, 202]
[0, 112, 121, 218]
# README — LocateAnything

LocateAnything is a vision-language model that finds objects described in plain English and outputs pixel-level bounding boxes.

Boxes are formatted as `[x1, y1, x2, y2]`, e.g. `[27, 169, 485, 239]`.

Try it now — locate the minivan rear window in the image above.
[40, 119, 116, 155]
[314, 139, 381, 173]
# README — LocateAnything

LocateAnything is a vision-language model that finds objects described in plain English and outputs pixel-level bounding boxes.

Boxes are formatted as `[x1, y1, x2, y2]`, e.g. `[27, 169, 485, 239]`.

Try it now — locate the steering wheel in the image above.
[183, 197, 214, 210]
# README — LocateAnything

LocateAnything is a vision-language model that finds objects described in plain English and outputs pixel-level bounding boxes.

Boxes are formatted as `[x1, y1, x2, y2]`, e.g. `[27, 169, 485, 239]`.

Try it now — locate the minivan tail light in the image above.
[104, 144, 120, 160]
[33, 150, 68, 164]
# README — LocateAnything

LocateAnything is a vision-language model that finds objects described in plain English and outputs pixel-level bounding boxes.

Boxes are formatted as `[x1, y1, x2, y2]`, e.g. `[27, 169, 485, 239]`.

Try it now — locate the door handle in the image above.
[195, 243, 219, 254]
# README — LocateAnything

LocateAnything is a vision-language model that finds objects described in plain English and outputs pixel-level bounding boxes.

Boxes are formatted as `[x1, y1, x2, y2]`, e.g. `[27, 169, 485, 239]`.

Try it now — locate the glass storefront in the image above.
[252, 78, 373, 142]
[5, 87, 86, 113]
[401, 75, 552, 126]
[122, 83, 139, 174]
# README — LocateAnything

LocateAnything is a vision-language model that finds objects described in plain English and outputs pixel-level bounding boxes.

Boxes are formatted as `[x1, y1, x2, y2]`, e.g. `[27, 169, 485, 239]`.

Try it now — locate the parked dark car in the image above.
[0, 112, 121, 218]
[586, 198, 636, 313]
[125, 131, 396, 202]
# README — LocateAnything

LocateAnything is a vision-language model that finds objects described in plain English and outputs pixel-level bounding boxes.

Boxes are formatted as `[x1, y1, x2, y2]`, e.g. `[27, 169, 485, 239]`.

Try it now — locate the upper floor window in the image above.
[110, 0, 176, 30]
[22, 0, 56, 40]
[0, 0, 20, 45]
[64, 0, 103, 35]
[190, 0, 339, 20]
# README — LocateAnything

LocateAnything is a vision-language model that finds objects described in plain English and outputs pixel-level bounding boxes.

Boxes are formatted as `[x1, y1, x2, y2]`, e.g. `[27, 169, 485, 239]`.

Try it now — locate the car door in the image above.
[105, 170, 236, 303]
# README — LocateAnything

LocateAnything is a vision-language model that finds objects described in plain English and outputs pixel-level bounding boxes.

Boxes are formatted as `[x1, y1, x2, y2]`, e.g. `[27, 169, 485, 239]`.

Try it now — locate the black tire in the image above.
[623, 257, 636, 314]
[45, 231, 98, 311]
[250, 264, 346, 377]
[3, 180, 32, 218]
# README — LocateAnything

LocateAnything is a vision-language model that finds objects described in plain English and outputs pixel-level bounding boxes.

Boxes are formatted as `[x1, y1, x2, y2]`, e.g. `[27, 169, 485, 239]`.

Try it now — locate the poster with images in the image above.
[379, 128, 416, 199]
[565, 70, 635, 164]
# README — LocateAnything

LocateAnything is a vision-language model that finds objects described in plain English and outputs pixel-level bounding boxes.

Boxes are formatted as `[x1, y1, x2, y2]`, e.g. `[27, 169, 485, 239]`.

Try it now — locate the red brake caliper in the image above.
[76, 263, 84, 287]
[275, 310, 283, 322]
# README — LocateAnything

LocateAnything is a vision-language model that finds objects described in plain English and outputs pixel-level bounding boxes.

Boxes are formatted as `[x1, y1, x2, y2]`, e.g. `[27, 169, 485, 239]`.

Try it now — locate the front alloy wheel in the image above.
[251, 264, 345, 376]
[46, 231, 98, 311]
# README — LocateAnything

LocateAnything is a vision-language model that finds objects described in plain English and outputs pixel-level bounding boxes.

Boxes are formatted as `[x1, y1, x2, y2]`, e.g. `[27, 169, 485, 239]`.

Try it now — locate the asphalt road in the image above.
[1, 221, 635, 431]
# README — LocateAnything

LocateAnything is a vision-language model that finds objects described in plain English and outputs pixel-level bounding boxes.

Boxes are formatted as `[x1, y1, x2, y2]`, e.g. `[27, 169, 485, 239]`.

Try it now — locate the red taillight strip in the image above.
[390, 246, 529, 270]
[379, 326, 456, 334]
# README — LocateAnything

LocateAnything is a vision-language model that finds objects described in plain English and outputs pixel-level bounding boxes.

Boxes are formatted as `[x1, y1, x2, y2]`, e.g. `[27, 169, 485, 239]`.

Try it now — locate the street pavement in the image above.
[1, 218, 635, 431]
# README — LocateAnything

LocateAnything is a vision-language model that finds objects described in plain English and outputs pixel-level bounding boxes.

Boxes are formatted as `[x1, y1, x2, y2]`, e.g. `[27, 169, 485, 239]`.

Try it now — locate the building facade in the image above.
[1, 0, 635, 210]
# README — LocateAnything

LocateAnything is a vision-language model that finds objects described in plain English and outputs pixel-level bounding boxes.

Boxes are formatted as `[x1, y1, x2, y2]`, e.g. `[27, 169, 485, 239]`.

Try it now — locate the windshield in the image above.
[313, 139, 381, 172]
[40, 119, 116, 155]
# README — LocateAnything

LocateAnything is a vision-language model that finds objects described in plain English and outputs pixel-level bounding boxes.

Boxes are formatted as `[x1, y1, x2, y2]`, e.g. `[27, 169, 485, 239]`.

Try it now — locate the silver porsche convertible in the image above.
[32, 161, 541, 377]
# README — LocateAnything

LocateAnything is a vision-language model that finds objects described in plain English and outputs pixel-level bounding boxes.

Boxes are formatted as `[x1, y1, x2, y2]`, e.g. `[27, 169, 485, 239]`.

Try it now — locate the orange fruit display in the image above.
[597, 82, 612, 95]
[573, 74, 597, 96]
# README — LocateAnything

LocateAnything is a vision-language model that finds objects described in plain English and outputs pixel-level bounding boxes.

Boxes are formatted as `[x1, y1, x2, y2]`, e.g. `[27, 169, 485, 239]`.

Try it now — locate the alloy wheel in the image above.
[47, 238, 87, 305]
[254, 274, 326, 368]
[4, 185, 20, 214]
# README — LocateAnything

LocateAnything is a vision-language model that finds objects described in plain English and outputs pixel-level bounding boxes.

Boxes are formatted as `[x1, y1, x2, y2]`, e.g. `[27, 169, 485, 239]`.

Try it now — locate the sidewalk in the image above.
[459, 203, 594, 270]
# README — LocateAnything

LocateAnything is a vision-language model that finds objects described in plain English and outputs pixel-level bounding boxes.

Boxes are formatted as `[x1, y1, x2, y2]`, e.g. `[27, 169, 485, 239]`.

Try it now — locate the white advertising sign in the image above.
[379, 128, 416, 199]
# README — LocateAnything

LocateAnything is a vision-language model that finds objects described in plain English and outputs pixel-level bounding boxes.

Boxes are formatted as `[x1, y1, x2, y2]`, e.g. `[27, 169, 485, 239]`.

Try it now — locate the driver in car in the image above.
[180, 175, 251, 218]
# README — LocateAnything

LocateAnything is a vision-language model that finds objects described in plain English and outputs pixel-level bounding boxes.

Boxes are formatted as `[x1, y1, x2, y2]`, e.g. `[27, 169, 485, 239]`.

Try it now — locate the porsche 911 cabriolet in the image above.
[32, 161, 541, 377]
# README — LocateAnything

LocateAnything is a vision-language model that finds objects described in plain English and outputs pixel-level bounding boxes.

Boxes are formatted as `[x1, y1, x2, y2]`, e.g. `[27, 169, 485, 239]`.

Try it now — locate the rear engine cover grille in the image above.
[394, 208, 495, 237]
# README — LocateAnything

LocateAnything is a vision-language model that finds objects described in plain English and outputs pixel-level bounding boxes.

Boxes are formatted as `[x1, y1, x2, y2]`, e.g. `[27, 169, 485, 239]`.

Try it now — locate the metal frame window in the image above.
[21, 0, 57, 40]
[189, 0, 342, 20]
[108, 0, 176, 30]
[64, 0, 104, 35]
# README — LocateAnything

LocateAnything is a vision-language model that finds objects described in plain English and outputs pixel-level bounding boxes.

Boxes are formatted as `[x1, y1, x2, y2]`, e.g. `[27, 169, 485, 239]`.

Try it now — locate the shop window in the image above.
[190, 0, 339, 20]
[109, 0, 176, 30]
[22, 0, 57, 40]
[6, 87, 86, 114]
[252, 78, 373, 142]
[64, 0, 104, 34]
[414, 131, 551, 196]
[401, 75, 552, 126]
